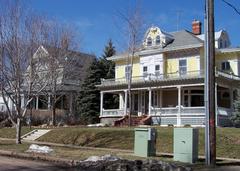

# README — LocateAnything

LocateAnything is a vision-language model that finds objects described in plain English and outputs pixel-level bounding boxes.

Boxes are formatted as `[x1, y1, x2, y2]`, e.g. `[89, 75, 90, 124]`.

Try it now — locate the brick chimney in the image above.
[192, 20, 202, 35]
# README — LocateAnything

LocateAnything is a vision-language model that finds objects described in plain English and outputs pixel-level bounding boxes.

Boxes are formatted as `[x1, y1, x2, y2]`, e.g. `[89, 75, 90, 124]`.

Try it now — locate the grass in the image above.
[0, 127, 32, 139]
[0, 139, 172, 162]
[0, 127, 240, 159]
[38, 127, 240, 159]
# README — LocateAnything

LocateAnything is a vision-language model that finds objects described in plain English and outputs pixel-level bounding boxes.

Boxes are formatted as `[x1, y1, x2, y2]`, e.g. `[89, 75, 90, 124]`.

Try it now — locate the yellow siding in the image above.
[115, 57, 140, 79]
[166, 58, 178, 74]
[187, 57, 198, 72]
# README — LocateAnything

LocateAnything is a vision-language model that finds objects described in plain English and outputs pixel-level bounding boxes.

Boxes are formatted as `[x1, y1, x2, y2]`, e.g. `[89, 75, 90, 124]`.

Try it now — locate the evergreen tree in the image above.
[77, 58, 102, 124]
[99, 39, 116, 79]
[77, 40, 118, 124]
[232, 90, 240, 127]
[99, 39, 119, 109]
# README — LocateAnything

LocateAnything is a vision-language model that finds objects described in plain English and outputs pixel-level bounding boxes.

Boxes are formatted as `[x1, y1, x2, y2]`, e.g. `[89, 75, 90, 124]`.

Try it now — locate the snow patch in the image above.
[27, 144, 53, 154]
[84, 154, 120, 162]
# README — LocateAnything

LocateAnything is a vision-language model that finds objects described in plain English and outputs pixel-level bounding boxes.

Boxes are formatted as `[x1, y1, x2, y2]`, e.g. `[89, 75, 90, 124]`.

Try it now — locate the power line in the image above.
[221, 0, 240, 16]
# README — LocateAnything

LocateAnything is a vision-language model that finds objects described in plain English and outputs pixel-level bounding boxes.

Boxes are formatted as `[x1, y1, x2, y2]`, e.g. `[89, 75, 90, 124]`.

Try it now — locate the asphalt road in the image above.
[0, 156, 72, 171]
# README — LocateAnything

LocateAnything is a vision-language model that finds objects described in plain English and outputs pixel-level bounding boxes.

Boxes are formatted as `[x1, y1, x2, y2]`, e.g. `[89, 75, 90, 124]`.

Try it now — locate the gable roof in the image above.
[165, 30, 204, 49]
[196, 30, 226, 41]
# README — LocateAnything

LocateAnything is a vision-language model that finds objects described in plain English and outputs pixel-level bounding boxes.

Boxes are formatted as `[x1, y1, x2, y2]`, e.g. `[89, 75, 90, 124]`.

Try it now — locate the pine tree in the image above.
[232, 90, 240, 127]
[77, 40, 118, 124]
[100, 39, 116, 79]
[77, 58, 102, 124]
[99, 39, 119, 109]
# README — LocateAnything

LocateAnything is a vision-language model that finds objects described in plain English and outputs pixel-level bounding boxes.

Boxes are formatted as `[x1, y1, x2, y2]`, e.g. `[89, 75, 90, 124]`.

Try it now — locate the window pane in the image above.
[179, 59, 186, 66]
[155, 65, 160, 71]
[147, 37, 152, 46]
[143, 66, 148, 72]
[156, 36, 160, 45]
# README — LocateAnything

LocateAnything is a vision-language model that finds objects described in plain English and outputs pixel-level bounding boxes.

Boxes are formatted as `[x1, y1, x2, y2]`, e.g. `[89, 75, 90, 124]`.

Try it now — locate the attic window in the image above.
[147, 37, 152, 46]
[156, 36, 160, 45]
[221, 61, 230, 71]
[219, 39, 223, 48]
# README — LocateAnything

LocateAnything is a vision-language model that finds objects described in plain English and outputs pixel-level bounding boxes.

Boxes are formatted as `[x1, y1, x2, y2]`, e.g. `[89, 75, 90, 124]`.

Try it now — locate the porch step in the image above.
[21, 129, 51, 141]
[114, 115, 151, 126]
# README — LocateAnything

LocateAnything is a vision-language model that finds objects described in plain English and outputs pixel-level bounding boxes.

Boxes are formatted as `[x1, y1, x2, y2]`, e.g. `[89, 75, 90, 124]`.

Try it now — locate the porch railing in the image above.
[102, 109, 124, 116]
[100, 69, 240, 87]
[151, 106, 205, 116]
[100, 70, 204, 86]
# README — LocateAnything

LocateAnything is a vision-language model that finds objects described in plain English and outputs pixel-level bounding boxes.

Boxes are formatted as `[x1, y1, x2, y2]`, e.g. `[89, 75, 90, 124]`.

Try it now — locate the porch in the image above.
[100, 84, 234, 126]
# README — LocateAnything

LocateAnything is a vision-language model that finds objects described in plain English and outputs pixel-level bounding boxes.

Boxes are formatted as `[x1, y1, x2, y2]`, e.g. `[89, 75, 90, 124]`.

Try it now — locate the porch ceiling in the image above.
[98, 77, 204, 91]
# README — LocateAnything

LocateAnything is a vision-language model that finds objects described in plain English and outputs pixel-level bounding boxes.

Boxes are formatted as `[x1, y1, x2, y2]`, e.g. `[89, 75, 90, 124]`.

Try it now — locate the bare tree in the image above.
[41, 22, 79, 126]
[0, 1, 48, 144]
[117, 3, 144, 126]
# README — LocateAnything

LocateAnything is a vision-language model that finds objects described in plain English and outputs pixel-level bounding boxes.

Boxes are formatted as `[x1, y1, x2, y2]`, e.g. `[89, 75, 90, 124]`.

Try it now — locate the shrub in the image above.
[184, 124, 191, 127]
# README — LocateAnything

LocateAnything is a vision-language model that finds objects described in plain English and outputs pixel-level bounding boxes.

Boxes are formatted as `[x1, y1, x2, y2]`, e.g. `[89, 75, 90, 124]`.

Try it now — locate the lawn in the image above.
[0, 127, 32, 139]
[0, 127, 239, 159]
[38, 127, 240, 159]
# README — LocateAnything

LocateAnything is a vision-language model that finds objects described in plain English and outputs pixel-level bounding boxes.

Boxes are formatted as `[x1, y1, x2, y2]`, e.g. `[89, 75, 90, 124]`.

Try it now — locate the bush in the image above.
[232, 92, 240, 128]
[184, 124, 191, 127]
[167, 124, 174, 127]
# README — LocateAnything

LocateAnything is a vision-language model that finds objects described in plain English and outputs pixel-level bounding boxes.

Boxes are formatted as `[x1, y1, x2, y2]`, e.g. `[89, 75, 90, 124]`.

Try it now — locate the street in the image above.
[0, 156, 72, 171]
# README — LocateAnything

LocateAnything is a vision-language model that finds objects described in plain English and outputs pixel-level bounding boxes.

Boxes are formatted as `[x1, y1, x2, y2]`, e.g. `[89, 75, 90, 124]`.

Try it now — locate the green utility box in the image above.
[173, 128, 199, 163]
[134, 128, 157, 157]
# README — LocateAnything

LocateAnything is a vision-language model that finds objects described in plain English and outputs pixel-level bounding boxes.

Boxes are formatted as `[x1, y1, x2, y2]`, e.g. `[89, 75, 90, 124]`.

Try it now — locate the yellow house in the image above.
[97, 20, 240, 127]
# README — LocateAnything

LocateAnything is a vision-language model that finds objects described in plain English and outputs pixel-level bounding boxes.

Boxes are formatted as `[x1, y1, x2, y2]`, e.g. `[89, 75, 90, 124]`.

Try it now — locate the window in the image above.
[155, 65, 160, 76]
[221, 61, 230, 71]
[179, 59, 187, 75]
[156, 35, 160, 45]
[147, 37, 152, 46]
[125, 65, 131, 80]
[219, 39, 223, 48]
[143, 66, 148, 77]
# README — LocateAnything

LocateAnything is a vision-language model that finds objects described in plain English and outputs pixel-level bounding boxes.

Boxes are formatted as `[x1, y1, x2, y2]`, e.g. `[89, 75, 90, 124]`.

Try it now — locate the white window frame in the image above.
[143, 66, 148, 77]
[155, 64, 160, 77]
[179, 59, 187, 76]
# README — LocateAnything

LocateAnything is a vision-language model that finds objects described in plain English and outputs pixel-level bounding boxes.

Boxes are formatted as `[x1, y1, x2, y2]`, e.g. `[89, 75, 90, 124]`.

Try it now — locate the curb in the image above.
[0, 149, 79, 167]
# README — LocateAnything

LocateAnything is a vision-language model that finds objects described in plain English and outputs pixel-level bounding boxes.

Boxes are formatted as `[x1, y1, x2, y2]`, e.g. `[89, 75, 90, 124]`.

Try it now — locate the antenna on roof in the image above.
[175, 10, 183, 31]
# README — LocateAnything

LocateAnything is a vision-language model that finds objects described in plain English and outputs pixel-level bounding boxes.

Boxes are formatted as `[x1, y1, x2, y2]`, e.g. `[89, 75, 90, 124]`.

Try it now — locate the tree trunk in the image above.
[16, 118, 22, 144]
[52, 100, 56, 126]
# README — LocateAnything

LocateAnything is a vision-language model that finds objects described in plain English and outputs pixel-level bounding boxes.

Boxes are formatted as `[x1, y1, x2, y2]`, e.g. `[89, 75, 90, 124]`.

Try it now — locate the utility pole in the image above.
[204, 0, 216, 166]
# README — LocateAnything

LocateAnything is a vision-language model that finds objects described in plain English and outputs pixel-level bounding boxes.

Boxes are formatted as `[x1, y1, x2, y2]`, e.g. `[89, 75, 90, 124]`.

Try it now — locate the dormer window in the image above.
[156, 35, 160, 45]
[219, 39, 223, 48]
[147, 37, 152, 46]
[221, 61, 230, 71]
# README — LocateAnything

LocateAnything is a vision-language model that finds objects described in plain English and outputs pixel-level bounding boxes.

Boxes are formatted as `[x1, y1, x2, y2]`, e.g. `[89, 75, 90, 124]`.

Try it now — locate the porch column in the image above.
[215, 83, 218, 126]
[100, 91, 104, 116]
[36, 96, 39, 110]
[124, 90, 128, 115]
[177, 86, 181, 126]
[148, 88, 152, 115]
[159, 89, 162, 108]
[48, 94, 51, 110]
[119, 92, 124, 109]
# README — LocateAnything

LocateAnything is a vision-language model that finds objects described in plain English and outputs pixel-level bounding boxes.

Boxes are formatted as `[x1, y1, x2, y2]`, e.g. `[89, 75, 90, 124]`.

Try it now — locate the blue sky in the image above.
[26, 0, 240, 56]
